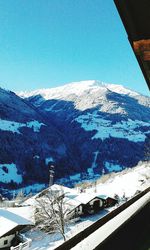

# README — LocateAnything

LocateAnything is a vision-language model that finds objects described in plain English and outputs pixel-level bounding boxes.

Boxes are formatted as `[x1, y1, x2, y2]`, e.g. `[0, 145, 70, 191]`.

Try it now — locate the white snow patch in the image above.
[105, 161, 122, 172]
[0, 119, 45, 134]
[0, 163, 22, 184]
[33, 155, 40, 159]
[26, 120, 45, 132]
[87, 167, 94, 176]
[70, 173, 81, 181]
[75, 114, 150, 142]
[45, 157, 54, 165]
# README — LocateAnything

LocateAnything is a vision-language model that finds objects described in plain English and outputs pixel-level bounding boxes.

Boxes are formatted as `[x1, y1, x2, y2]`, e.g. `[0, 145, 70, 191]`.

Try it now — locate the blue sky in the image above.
[0, 0, 149, 95]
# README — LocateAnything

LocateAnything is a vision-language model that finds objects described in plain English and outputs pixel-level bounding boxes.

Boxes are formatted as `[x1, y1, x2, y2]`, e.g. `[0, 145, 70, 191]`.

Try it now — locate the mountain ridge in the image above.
[18, 80, 142, 99]
[22, 81, 150, 179]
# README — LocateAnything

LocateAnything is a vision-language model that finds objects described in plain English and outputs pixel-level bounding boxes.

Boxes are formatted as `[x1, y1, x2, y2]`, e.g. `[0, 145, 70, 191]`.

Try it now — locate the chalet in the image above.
[0, 208, 33, 249]
[97, 195, 118, 208]
[76, 194, 104, 214]
[66, 193, 118, 217]
[67, 194, 105, 216]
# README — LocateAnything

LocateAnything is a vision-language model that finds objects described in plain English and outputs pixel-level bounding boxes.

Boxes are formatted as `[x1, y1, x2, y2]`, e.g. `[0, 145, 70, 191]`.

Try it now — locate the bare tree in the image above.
[35, 188, 69, 241]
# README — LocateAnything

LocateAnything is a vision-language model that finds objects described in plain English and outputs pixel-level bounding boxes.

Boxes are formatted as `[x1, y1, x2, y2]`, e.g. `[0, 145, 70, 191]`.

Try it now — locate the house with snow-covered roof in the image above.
[0, 208, 33, 249]
[75, 194, 105, 214]
[36, 184, 77, 198]
[66, 194, 104, 216]
[23, 184, 117, 219]
[66, 193, 118, 217]
[97, 195, 118, 207]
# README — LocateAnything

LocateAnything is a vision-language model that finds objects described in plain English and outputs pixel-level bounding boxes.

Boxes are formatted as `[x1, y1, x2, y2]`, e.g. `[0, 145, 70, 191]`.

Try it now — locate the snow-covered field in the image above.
[75, 113, 149, 142]
[0, 119, 45, 134]
[24, 210, 108, 250]
[90, 161, 150, 198]
[0, 163, 22, 184]
[23, 161, 150, 250]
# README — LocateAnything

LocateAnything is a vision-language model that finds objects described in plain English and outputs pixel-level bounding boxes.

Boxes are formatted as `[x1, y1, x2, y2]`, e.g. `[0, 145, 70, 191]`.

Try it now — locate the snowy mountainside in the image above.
[0, 81, 150, 192]
[19, 80, 139, 99]
[0, 88, 77, 190]
[20, 80, 150, 182]
[19, 80, 147, 111]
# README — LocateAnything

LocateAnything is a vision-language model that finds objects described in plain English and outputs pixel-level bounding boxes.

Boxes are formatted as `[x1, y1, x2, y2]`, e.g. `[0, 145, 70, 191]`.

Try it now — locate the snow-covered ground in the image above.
[75, 113, 149, 142]
[72, 191, 150, 250]
[24, 209, 108, 250]
[23, 161, 150, 249]
[0, 163, 22, 184]
[0, 119, 45, 134]
[93, 161, 150, 198]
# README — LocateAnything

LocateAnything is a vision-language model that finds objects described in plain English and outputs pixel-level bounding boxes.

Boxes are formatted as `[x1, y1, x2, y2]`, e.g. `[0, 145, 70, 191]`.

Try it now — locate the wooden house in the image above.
[0, 208, 33, 249]
[67, 194, 105, 216]
[97, 195, 118, 208]
[67, 193, 118, 217]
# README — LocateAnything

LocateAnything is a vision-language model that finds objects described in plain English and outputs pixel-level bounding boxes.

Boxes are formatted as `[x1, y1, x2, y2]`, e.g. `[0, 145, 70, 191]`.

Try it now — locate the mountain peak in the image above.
[18, 80, 139, 101]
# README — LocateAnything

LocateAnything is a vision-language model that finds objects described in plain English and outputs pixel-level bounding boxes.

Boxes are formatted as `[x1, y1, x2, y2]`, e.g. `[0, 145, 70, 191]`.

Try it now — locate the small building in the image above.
[80, 195, 104, 214]
[67, 194, 104, 216]
[97, 195, 118, 208]
[67, 194, 118, 217]
[0, 208, 33, 249]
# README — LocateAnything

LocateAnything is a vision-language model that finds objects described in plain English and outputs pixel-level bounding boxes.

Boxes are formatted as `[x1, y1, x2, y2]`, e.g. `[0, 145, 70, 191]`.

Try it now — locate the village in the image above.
[0, 161, 149, 250]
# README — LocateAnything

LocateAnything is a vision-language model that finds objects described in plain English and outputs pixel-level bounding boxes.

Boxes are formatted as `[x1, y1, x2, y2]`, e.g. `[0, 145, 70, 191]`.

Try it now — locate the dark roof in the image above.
[114, 0, 150, 90]
[1, 225, 26, 238]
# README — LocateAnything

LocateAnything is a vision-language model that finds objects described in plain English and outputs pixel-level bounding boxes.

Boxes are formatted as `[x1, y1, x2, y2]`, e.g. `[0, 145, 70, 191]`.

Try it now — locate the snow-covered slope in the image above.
[1, 81, 150, 191]
[19, 80, 150, 181]
[0, 88, 76, 190]
[19, 80, 146, 112]
[19, 80, 150, 120]
[19, 80, 139, 99]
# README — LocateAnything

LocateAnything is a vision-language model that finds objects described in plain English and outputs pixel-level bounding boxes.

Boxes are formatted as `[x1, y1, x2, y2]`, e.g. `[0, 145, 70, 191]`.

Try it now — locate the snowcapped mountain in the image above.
[19, 80, 149, 113]
[19, 80, 139, 98]
[18, 80, 150, 185]
[0, 81, 149, 192]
